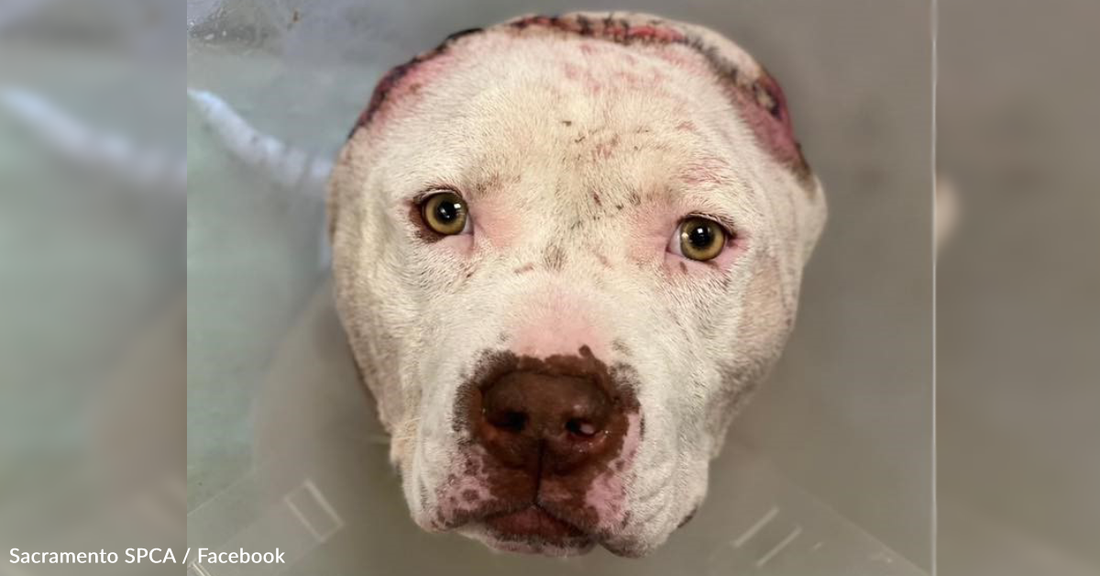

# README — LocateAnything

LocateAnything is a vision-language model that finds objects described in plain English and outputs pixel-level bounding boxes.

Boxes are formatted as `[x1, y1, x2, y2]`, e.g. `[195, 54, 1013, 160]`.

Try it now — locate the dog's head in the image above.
[328, 12, 825, 557]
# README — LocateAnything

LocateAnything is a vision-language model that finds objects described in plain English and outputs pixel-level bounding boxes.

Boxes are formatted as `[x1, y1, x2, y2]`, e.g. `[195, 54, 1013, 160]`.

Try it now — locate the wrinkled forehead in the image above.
[390, 47, 737, 201]
[353, 13, 812, 205]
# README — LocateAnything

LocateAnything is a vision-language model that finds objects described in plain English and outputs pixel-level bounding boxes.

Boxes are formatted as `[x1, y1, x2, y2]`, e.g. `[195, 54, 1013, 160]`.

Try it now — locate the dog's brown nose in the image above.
[477, 370, 620, 474]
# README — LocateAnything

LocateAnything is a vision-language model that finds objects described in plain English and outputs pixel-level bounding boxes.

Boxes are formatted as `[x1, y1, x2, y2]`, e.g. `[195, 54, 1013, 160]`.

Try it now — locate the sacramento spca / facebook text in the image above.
[10, 547, 286, 565]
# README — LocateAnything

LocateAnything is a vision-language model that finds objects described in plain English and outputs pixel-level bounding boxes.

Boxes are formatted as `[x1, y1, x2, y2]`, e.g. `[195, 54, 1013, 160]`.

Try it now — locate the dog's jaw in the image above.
[329, 11, 826, 556]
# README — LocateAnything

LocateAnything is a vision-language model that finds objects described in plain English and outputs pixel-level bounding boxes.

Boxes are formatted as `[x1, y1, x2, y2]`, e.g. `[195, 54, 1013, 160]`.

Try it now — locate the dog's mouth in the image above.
[484, 505, 587, 543]
[459, 503, 598, 555]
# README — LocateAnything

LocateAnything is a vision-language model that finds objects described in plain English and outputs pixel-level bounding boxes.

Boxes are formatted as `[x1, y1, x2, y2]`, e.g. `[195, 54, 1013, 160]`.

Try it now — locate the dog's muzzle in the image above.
[449, 348, 641, 548]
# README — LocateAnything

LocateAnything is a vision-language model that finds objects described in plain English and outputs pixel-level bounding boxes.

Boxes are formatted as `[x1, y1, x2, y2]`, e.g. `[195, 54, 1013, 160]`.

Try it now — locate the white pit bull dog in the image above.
[327, 12, 826, 557]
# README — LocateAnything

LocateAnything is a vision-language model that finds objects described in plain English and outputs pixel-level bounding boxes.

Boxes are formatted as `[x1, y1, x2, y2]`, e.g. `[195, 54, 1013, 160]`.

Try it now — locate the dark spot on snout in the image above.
[419, 478, 430, 510]
[543, 244, 566, 271]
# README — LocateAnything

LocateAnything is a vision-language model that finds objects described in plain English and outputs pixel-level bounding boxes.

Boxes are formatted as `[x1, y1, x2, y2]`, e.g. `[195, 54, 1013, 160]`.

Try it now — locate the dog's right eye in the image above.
[419, 192, 471, 235]
[670, 216, 728, 262]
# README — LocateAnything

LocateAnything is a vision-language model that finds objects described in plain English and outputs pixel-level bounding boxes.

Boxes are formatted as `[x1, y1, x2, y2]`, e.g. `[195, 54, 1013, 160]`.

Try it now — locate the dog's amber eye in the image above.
[419, 192, 470, 235]
[676, 217, 727, 261]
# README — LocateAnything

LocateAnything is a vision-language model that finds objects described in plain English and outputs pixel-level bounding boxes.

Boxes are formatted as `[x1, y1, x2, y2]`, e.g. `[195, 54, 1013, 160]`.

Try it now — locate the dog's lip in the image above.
[482, 505, 590, 545]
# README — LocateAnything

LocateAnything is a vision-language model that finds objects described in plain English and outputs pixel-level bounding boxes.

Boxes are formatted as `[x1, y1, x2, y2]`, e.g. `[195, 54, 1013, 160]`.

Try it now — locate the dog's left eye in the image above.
[668, 216, 728, 262]
[419, 191, 471, 235]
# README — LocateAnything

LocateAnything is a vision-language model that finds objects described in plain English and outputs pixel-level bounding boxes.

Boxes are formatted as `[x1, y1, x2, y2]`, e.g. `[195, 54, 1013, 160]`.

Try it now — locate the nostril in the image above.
[486, 409, 527, 432]
[565, 418, 599, 438]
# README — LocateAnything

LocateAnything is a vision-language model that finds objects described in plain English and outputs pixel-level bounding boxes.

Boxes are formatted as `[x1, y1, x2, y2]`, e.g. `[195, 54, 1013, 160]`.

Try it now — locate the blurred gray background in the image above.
[938, 0, 1100, 573]
[3, 0, 1096, 573]
[1, 1, 185, 574]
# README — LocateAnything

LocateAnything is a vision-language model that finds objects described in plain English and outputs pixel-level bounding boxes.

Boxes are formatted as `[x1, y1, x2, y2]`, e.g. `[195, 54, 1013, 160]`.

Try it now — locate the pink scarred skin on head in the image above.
[351, 12, 811, 186]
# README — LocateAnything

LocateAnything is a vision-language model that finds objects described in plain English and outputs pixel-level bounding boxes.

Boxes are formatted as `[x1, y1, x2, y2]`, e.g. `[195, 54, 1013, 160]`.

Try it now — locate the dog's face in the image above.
[328, 12, 825, 557]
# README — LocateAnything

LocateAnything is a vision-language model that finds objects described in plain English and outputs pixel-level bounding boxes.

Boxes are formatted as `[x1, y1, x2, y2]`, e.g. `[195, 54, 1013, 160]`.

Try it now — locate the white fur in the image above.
[327, 12, 826, 556]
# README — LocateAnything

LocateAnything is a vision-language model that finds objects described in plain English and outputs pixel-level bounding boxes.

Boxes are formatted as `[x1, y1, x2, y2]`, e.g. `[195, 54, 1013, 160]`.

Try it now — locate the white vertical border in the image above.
[931, 0, 939, 574]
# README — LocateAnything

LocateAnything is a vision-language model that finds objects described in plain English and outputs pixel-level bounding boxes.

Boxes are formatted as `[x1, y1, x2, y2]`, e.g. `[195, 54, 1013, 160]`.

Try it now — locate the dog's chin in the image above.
[457, 507, 597, 557]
